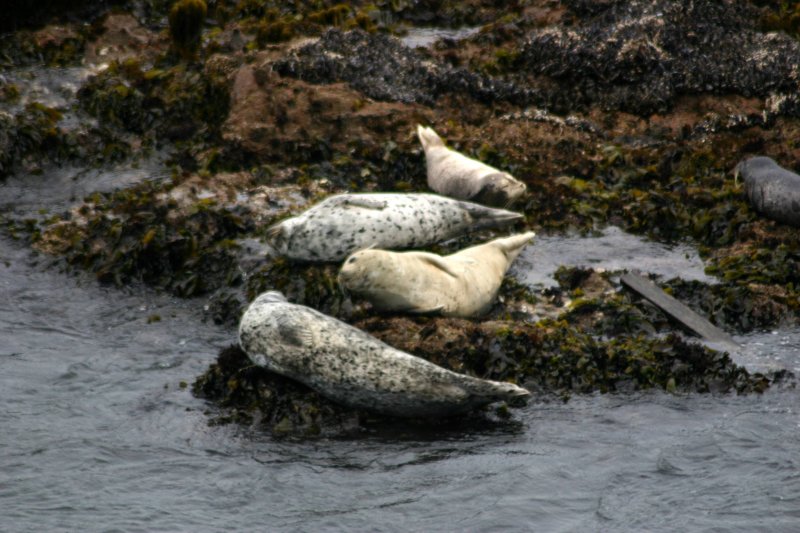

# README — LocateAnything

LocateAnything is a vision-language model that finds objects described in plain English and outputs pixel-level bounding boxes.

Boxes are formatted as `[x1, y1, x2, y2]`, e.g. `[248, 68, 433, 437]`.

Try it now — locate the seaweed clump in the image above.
[0, 102, 128, 179]
[169, 0, 207, 61]
[37, 179, 253, 296]
[77, 57, 230, 143]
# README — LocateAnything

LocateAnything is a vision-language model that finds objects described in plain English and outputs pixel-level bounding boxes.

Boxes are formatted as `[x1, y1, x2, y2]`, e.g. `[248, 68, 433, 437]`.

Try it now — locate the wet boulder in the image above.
[223, 61, 428, 162]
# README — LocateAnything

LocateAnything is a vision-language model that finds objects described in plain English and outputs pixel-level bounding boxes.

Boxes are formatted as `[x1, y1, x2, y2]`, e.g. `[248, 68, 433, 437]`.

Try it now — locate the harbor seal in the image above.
[417, 125, 527, 207]
[735, 156, 800, 227]
[238, 291, 530, 417]
[266, 192, 524, 262]
[338, 231, 536, 317]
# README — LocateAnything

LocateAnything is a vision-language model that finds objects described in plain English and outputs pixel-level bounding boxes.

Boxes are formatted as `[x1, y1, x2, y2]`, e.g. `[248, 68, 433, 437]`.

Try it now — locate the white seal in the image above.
[266, 192, 524, 262]
[417, 125, 527, 207]
[238, 291, 530, 417]
[338, 231, 535, 317]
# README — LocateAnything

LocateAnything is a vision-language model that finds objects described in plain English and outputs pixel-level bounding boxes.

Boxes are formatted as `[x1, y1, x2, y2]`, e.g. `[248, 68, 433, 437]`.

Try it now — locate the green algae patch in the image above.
[169, 0, 207, 61]
[78, 58, 230, 143]
[36, 179, 253, 297]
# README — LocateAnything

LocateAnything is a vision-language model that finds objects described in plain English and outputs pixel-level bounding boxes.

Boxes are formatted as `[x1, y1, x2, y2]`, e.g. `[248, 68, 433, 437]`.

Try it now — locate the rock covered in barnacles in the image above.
[522, 0, 800, 115]
[273, 28, 536, 106]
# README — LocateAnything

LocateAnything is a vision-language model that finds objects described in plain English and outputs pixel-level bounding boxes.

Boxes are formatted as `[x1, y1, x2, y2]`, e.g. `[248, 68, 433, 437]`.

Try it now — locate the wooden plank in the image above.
[620, 272, 741, 352]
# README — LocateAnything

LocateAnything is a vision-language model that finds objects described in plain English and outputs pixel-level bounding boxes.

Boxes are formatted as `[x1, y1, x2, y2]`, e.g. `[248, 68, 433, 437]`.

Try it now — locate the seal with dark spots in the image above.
[735, 156, 800, 227]
[338, 232, 535, 317]
[417, 125, 527, 207]
[238, 291, 530, 417]
[266, 193, 524, 262]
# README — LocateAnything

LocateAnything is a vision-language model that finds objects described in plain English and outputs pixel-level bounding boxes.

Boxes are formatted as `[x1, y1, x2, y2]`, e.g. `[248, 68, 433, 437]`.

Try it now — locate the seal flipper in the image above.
[496, 231, 536, 261]
[414, 252, 460, 278]
[342, 196, 387, 211]
[459, 202, 524, 230]
[417, 124, 445, 150]
[275, 314, 315, 348]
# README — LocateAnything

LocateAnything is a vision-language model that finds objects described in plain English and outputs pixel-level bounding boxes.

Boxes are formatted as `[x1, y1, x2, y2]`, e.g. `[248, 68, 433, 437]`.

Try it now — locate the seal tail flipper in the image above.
[265, 222, 284, 243]
[470, 379, 531, 404]
[460, 202, 524, 230]
[496, 231, 536, 262]
[417, 124, 445, 151]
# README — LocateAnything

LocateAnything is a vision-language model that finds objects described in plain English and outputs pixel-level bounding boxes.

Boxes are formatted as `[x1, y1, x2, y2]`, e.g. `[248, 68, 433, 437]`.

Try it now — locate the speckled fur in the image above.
[238, 291, 530, 417]
[267, 193, 524, 262]
[339, 232, 535, 317]
[417, 125, 527, 207]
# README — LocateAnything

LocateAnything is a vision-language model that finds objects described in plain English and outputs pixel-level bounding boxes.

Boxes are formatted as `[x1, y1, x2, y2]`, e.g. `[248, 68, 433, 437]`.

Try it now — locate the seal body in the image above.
[266, 193, 524, 262]
[417, 125, 527, 207]
[338, 232, 535, 317]
[736, 156, 800, 226]
[238, 291, 530, 417]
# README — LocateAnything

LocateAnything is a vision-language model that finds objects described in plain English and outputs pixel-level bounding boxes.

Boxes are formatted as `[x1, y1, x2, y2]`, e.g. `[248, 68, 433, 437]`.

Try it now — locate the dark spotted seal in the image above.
[735, 156, 800, 227]
[266, 193, 524, 262]
[238, 291, 530, 417]
[338, 231, 535, 317]
[417, 125, 527, 207]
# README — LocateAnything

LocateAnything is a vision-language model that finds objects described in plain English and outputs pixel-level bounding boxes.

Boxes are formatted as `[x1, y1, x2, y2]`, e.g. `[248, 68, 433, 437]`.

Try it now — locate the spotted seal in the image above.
[735, 156, 800, 227]
[417, 125, 527, 207]
[238, 291, 530, 417]
[266, 193, 524, 262]
[338, 232, 535, 317]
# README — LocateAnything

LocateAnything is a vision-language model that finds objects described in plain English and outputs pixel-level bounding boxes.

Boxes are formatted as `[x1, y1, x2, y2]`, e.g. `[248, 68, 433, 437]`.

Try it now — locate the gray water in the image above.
[399, 26, 482, 48]
[2, 65, 800, 533]
[510, 226, 716, 288]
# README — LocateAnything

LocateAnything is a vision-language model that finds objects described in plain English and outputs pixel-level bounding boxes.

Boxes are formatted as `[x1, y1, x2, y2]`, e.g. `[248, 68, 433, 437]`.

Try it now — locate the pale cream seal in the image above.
[338, 231, 535, 317]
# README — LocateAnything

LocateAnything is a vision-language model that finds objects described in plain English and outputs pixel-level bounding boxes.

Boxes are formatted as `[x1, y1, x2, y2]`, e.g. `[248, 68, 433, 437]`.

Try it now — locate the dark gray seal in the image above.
[736, 156, 800, 226]
[266, 193, 524, 262]
[238, 291, 530, 417]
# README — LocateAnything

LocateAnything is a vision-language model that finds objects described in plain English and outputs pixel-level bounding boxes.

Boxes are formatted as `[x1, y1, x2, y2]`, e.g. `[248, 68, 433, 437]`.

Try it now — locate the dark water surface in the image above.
[2, 228, 800, 533]
[2, 64, 800, 533]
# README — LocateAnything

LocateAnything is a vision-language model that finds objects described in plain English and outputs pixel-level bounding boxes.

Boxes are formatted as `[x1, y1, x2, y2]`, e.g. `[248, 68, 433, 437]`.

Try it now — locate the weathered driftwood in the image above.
[620, 272, 740, 352]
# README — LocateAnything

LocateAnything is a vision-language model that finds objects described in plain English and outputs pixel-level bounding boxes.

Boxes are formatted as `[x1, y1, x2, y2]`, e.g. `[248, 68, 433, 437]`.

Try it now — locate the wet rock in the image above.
[522, 0, 800, 115]
[84, 13, 160, 66]
[223, 61, 428, 163]
[193, 303, 788, 436]
[273, 28, 537, 107]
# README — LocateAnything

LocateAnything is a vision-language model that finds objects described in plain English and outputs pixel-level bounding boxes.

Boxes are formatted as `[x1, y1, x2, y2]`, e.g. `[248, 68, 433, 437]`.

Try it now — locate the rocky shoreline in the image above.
[2, 0, 799, 436]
